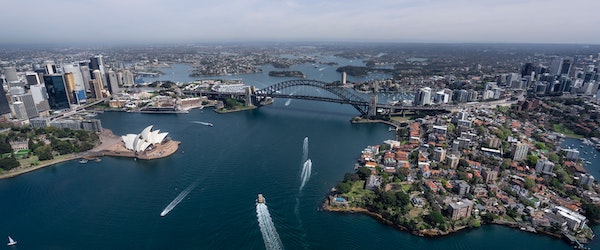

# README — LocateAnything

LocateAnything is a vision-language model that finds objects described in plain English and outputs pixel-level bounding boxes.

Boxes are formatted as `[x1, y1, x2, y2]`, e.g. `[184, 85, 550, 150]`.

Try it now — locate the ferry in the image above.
[257, 194, 265, 204]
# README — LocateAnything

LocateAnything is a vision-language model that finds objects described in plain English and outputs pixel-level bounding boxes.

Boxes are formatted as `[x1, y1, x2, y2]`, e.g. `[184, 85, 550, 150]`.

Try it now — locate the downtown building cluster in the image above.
[410, 54, 600, 106]
[0, 55, 134, 128]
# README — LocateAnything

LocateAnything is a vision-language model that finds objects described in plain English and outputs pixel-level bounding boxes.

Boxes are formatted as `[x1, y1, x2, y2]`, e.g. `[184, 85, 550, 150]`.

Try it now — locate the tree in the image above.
[357, 167, 372, 180]
[337, 182, 352, 194]
[526, 154, 539, 167]
[0, 155, 19, 170]
[481, 212, 496, 224]
[548, 153, 560, 163]
[35, 145, 53, 161]
[224, 98, 241, 109]
[583, 202, 600, 222]
[524, 177, 535, 190]
[425, 211, 445, 226]
[52, 140, 74, 155]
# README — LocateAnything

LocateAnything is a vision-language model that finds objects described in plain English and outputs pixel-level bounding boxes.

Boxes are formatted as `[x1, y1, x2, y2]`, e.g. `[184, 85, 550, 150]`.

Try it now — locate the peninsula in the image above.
[0, 127, 179, 180]
[325, 102, 598, 246]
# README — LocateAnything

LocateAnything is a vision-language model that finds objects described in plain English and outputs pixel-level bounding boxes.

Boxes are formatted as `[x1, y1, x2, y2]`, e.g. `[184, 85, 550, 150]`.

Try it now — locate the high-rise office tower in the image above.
[560, 58, 573, 76]
[44, 61, 57, 74]
[29, 84, 50, 112]
[521, 63, 534, 77]
[0, 84, 11, 116]
[89, 55, 107, 87]
[120, 69, 135, 87]
[89, 55, 105, 74]
[3, 67, 19, 82]
[12, 93, 38, 119]
[91, 70, 105, 99]
[25, 72, 41, 85]
[63, 72, 76, 104]
[414, 87, 432, 105]
[550, 57, 563, 76]
[63, 63, 87, 104]
[106, 70, 119, 95]
[43, 74, 71, 110]
[79, 64, 92, 92]
[12, 101, 28, 120]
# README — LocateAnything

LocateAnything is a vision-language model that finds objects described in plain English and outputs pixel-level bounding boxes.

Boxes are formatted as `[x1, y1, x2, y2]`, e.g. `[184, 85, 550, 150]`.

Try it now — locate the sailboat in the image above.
[7, 236, 16, 246]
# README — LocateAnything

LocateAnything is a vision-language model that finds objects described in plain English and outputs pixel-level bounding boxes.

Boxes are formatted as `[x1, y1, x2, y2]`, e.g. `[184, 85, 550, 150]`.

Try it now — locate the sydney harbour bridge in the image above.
[183, 79, 452, 118]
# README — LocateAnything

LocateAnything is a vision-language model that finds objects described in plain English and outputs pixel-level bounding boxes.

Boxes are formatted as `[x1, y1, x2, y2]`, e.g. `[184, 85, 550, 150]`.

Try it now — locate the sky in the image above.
[1, 0, 600, 45]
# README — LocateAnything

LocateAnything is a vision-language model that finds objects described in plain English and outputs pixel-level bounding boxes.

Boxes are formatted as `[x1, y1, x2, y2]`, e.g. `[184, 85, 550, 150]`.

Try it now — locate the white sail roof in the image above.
[121, 125, 169, 152]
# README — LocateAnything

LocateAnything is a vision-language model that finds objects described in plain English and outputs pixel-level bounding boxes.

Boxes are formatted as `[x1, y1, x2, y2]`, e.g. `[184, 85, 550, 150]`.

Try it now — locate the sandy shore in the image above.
[0, 129, 180, 180]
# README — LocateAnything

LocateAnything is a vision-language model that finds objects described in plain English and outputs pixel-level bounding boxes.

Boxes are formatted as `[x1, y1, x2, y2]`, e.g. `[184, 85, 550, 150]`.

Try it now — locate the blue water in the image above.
[0, 56, 580, 249]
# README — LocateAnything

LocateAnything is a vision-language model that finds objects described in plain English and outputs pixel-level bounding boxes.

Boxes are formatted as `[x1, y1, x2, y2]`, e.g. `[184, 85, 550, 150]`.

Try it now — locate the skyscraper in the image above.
[106, 70, 119, 95]
[12, 101, 28, 120]
[63, 72, 76, 104]
[89, 55, 105, 74]
[25, 72, 41, 85]
[12, 93, 38, 119]
[414, 87, 432, 106]
[63, 63, 87, 104]
[3, 67, 19, 82]
[43, 74, 71, 110]
[120, 69, 135, 87]
[91, 70, 105, 99]
[560, 58, 573, 76]
[29, 84, 50, 112]
[0, 84, 11, 116]
[44, 61, 57, 75]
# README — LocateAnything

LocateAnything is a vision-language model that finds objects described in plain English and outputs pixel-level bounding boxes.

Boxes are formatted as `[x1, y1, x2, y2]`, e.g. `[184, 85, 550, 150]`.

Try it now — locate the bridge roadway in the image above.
[182, 78, 517, 116]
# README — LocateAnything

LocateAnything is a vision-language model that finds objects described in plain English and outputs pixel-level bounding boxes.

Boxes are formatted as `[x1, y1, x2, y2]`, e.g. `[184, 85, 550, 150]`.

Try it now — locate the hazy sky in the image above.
[2, 0, 599, 45]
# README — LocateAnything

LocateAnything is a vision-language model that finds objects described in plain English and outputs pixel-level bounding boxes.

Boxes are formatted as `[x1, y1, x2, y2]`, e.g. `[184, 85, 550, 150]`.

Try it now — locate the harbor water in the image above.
[0, 57, 584, 249]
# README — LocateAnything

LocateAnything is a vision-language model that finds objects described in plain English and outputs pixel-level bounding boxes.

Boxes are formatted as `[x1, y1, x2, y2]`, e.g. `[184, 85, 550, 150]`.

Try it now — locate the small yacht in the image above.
[257, 194, 265, 204]
[7, 236, 16, 246]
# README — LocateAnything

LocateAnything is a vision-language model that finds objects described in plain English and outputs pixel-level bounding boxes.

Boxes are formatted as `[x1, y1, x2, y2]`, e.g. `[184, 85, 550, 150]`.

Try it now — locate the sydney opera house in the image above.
[121, 125, 169, 153]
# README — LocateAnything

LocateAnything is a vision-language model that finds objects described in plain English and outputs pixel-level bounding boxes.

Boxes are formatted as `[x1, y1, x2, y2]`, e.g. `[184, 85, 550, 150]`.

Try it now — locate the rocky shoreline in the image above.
[322, 200, 588, 244]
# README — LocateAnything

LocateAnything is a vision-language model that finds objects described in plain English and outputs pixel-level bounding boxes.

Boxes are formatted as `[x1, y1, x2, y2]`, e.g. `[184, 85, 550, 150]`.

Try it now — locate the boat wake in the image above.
[284, 99, 292, 106]
[299, 159, 312, 191]
[256, 203, 283, 250]
[160, 181, 199, 217]
[299, 137, 311, 191]
[192, 121, 213, 127]
[301, 137, 308, 163]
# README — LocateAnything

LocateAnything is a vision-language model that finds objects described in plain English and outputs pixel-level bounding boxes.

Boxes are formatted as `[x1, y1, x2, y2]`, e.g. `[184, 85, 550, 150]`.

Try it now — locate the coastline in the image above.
[0, 129, 180, 180]
[322, 200, 580, 244]
[0, 154, 78, 180]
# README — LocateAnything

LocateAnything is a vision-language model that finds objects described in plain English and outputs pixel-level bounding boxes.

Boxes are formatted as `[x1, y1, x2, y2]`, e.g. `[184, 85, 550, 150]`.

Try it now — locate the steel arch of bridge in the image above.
[255, 79, 370, 116]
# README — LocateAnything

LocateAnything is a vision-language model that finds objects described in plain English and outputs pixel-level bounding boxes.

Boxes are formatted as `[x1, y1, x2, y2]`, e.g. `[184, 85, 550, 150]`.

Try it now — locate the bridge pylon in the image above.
[367, 94, 378, 118]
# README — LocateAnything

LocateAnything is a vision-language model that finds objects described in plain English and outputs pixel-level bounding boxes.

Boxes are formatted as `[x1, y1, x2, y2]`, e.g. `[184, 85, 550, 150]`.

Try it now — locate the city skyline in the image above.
[2, 0, 600, 45]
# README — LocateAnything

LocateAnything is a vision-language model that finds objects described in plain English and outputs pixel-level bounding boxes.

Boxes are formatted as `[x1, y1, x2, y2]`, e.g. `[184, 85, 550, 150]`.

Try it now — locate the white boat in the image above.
[7, 236, 16, 246]
[257, 194, 265, 204]
[199, 122, 213, 127]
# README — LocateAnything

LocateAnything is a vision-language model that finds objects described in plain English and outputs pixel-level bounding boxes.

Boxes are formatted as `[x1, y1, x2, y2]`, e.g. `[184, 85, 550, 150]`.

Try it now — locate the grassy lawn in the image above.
[18, 154, 74, 167]
[401, 183, 412, 193]
[408, 207, 424, 219]
[345, 181, 375, 203]
[551, 124, 583, 139]
[391, 116, 414, 123]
